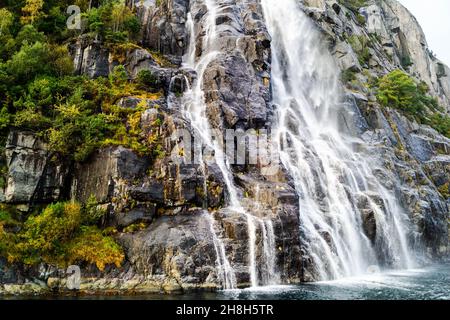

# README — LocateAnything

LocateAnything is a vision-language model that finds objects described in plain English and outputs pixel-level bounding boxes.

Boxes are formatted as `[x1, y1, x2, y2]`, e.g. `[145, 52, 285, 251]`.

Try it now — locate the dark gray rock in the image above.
[424, 156, 450, 188]
[4, 131, 67, 205]
[72, 147, 149, 203]
[204, 54, 269, 129]
[115, 205, 157, 229]
[124, 48, 173, 91]
[0, 258, 18, 284]
[406, 134, 434, 162]
[415, 187, 449, 256]
[119, 211, 219, 287]
[356, 195, 377, 243]
[129, 183, 164, 204]
[72, 38, 110, 78]
[135, 0, 190, 56]
[338, 93, 370, 136]
[4, 131, 47, 204]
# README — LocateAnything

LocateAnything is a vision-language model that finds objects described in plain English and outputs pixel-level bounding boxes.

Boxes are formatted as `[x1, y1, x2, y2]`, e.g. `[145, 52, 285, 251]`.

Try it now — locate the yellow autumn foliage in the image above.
[21, 0, 45, 25]
[66, 226, 124, 271]
[0, 201, 124, 271]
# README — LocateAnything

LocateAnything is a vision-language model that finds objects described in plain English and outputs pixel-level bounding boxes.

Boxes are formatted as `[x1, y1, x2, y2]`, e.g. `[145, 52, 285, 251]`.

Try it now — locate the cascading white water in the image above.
[205, 214, 237, 289]
[260, 219, 279, 285]
[261, 0, 415, 280]
[252, 185, 280, 285]
[181, 1, 238, 289]
[181, 0, 278, 289]
[184, 13, 196, 68]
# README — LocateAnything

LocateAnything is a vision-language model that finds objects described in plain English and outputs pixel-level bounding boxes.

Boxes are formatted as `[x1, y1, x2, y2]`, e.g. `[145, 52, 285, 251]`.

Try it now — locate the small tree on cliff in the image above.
[21, 0, 46, 25]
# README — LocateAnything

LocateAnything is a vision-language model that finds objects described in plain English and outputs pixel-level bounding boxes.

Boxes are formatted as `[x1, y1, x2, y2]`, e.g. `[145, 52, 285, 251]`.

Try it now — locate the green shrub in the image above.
[0, 209, 15, 226]
[65, 226, 124, 271]
[136, 70, 159, 90]
[0, 224, 13, 259]
[375, 70, 426, 117]
[109, 65, 128, 87]
[83, 195, 107, 225]
[401, 55, 413, 69]
[6, 41, 51, 83]
[47, 103, 114, 162]
[338, 0, 368, 13]
[0, 9, 14, 37]
[0, 107, 12, 131]
[347, 35, 371, 66]
[375, 70, 450, 138]
[15, 24, 46, 48]
[341, 69, 357, 83]
[5, 41, 72, 84]
[0, 201, 124, 270]
[83, 0, 140, 44]
[425, 113, 450, 138]
[356, 13, 366, 25]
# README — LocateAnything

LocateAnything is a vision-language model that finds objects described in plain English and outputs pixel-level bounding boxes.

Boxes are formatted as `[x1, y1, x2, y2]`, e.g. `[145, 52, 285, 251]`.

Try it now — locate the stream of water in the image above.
[181, 0, 278, 288]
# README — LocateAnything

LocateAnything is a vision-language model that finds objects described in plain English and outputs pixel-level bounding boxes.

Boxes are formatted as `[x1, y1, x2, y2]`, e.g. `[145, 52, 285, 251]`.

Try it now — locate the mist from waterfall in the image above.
[261, 0, 415, 280]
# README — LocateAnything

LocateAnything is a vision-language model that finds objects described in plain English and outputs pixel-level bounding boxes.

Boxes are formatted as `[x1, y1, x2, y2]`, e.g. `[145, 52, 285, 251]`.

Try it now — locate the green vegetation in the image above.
[123, 222, 147, 233]
[338, 0, 368, 13]
[426, 113, 450, 138]
[374, 70, 450, 138]
[355, 13, 366, 25]
[82, 0, 140, 44]
[0, 200, 124, 271]
[400, 55, 413, 69]
[347, 34, 371, 66]
[438, 183, 450, 199]
[0, 1, 166, 271]
[0, 1, 163, 162]
[341, 69, 357, 83]
[375, 70, 439, 116]
[136, 69, 160, 91]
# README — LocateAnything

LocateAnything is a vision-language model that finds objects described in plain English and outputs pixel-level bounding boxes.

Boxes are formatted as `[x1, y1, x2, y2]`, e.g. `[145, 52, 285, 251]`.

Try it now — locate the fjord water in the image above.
[261, 0, 415, 280]
[215, 265, 450, 300]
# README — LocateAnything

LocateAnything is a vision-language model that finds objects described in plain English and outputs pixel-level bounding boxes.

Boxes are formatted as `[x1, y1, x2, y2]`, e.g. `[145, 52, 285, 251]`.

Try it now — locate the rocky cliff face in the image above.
[307, 0, 450, 108]
[1, 0, 449, 295]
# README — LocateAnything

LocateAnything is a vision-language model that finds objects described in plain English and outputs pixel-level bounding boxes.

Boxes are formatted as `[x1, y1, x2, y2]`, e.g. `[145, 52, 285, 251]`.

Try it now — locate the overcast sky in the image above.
[399, 0, 450, 65]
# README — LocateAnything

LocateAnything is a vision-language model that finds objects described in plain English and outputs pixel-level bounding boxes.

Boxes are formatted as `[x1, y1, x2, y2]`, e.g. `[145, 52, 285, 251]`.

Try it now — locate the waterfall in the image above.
[184, 12, 196, 68]
[181, 0, 237, 289]
[206, 213, 237, 289]
[261, 0, 415, 280]
[181, 0, 277, 289]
